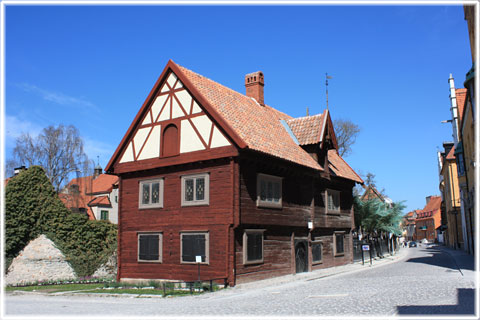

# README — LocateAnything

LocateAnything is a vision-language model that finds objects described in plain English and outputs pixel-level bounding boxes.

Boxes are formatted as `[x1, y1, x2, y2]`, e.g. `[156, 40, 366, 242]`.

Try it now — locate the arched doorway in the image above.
[162, 124, 179, 157]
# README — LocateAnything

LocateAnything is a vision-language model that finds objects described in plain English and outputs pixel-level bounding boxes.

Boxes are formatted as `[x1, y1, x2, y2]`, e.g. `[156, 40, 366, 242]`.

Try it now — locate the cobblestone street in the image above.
[5, 245, 476, 317]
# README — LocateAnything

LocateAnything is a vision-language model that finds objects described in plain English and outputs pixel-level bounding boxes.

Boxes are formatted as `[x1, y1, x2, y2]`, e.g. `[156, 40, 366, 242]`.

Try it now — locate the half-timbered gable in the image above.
[107, 60, 363, 286]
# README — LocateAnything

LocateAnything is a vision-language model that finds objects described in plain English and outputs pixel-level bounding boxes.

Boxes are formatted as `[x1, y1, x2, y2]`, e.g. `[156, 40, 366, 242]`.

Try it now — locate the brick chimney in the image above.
[245, 71, 264, 106]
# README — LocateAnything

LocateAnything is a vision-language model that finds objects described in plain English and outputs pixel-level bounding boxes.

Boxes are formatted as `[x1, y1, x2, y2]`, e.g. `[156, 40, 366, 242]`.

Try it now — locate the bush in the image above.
[5, 166, 117, 276]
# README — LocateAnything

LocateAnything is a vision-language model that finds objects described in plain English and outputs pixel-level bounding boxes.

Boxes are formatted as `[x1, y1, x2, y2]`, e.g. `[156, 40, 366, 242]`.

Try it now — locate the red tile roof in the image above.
[286, 112, 326, 145]
[107, 60, 362, 183]
[446, 146, 456, 160]
[91, 174, 118, 194]
[88, 195, 111, 207]
[328, 150, 363, 183]
[176, 63, 323, 171]
[456, 88, 467, 125]
[423, 196, 441, 212]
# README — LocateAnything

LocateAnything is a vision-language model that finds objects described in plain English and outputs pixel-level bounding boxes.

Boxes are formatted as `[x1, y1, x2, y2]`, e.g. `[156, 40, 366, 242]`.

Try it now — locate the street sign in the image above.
[195, 256, 202, 263]
[362, 245, 370, 251]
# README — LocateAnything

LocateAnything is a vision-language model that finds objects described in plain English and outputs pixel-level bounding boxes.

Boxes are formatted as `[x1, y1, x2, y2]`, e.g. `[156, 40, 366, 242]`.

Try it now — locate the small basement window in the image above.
[256, 173, 282, 208]
[334, 232, 345, 256]
[243, 230, 265, 265]
[312, 241, 323, 263]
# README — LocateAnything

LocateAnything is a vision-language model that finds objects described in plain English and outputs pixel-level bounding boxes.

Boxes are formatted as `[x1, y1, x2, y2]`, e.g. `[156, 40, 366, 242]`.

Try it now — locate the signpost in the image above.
[196, 255, 202, 281]
[361, 244, 372, 266]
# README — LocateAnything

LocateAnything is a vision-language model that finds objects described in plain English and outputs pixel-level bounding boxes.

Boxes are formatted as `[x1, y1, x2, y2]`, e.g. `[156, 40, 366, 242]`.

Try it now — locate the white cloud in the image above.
[5, 114, 42, 142]
[83, 137, 115, 169]
[18, 83, 97, 110]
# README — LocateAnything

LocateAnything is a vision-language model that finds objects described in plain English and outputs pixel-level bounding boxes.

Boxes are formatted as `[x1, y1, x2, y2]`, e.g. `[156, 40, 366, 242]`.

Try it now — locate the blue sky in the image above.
[3, 3, 472, 213]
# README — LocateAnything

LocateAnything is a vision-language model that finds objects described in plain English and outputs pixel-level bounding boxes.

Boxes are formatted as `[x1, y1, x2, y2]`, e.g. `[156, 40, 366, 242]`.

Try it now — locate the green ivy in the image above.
[5, 166, 117, 276]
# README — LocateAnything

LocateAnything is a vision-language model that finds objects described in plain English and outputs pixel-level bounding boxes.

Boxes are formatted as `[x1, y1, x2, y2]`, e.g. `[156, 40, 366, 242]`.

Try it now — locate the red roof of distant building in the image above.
[456, 88, 467, 125]
[59, 173, 117, 220]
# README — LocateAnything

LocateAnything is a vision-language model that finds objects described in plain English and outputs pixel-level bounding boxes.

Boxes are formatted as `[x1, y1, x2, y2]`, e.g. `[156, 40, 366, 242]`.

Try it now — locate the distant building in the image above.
[438, 143, 463, 249]
[403, 211, 417, 241]
[414, 196, 442, 243]
[59, 166, 119, 224]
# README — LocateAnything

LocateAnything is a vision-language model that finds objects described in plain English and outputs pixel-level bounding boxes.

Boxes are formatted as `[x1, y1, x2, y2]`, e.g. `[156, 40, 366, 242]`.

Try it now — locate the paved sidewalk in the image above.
[233, 247, 409, 291]
[7, 248, 409, 299]
[434, 244, 476, 278]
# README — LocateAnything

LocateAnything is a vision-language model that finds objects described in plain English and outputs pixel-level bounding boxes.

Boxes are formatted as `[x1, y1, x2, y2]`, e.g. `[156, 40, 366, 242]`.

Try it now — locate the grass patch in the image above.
[5, 283, 102, 293]
[83, 288, 198, 296]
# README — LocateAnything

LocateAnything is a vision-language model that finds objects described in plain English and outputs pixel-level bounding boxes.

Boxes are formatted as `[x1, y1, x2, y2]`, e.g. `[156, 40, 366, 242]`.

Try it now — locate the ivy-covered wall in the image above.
[5, 166, 117, 277]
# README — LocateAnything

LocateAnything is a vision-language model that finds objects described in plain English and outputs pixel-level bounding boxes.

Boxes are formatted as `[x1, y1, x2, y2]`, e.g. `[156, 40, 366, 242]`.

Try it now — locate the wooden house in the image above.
[105, 60, 363, 285]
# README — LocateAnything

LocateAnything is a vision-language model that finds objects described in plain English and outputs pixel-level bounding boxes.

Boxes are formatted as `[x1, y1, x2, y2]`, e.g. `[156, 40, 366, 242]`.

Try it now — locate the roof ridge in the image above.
[286, 113, 325, 122]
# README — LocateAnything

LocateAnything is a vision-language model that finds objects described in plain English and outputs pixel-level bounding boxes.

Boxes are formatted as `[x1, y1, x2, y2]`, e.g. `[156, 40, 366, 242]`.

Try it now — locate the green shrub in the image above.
[5, 166, 117, 276]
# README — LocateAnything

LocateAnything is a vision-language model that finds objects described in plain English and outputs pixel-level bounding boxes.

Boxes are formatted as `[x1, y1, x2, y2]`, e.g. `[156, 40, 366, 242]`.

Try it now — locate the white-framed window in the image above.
[139, 179, 164, 209]
[181, 173, 209, 206]
[243, 229, 265, 265]
[326, 189, 340, 212]
[333, 232, 345, 256]
[138, 233, 162, 262]
[312, 241, 323, 264]
[180, 232, 209, 264]
[256, 173, 282, 208]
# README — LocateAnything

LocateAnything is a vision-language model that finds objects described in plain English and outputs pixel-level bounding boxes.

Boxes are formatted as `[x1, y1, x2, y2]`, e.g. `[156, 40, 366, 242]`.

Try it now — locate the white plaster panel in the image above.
[192, 100, 202, 114]
[166, 73, 177, 88]
[191, 115, 212, 144]
[158, 96, 171, 121]
[180, 120, 205, 153]
[174, 80, 183, 89]
[210, 126, 231, 148]
[175, 90, 192, 113]
[141, 111, 152, 125]
[120, 142, 134, 163]
[133, 127, 151, 157]
[137, 125, 161, 160]
[160, 83, 170, 93]
[152, 95, 168, 122]
[171, 96, 186, 119]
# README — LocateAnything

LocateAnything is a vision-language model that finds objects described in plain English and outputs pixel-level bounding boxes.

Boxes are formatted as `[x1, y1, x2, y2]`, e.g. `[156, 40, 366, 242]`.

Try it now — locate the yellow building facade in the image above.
[440, 148, 464, 249]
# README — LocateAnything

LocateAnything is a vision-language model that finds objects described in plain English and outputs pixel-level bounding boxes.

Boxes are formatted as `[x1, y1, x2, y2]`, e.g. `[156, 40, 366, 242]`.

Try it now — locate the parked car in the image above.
[409, 241, 417, 247]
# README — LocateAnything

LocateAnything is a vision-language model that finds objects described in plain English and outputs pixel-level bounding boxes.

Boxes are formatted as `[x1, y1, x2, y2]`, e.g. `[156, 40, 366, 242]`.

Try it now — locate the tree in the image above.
[333, 119, 360, 157]
[354, 197, 406, 237]
[8, 124, 90, 191]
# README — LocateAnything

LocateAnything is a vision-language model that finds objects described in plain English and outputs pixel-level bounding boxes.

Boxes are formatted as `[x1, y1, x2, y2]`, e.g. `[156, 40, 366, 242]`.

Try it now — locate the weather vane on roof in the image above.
[326, 73, 333, 110]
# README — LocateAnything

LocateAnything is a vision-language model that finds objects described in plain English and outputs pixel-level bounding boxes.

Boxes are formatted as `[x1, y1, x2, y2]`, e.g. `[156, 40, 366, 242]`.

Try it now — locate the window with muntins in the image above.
[326, 190, 340, 212]
[100, 210, 109, 220]
[257, 174, 282, 208]
[138, 233, 162, 262]
[181, 232, 209, 264]
[181, 173, 209, 206]
[334, 232, 345, 256]
[312, 241, 323, 263]
[243, 230, 264, 264]
[139, 179, 164, 208]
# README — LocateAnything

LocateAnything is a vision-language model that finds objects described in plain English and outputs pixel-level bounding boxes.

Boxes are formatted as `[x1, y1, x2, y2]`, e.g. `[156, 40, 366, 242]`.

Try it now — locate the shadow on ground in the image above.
[397, 288, 475, 315]
[405, 247, 474, 271]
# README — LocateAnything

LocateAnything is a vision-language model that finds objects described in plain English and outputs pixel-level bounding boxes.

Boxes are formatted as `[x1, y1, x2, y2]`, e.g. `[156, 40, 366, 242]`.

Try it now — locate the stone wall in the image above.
[5, 234, 76, 286]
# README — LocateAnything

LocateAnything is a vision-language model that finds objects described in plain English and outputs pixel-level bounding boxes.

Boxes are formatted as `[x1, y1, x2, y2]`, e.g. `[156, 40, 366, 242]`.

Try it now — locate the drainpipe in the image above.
[448, 74, 460, 147]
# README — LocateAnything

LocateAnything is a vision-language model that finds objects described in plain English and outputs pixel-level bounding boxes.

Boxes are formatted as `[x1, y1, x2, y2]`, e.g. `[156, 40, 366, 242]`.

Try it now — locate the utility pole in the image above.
[326, 73, 333, 110]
